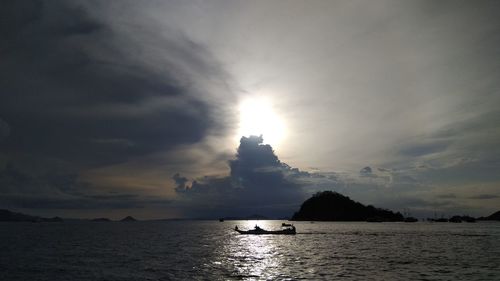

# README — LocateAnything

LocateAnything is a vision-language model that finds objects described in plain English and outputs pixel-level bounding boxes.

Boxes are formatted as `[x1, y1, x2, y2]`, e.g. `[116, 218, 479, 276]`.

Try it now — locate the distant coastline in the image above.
[2, 203, 500, 223]
[0, 209, 138, 223]
[0, 209, 63, 222]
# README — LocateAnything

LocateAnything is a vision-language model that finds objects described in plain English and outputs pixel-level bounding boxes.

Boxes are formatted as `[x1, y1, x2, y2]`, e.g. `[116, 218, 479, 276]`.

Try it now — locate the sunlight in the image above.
[226, 221, 283, 279]
[237, 97, 286, 147]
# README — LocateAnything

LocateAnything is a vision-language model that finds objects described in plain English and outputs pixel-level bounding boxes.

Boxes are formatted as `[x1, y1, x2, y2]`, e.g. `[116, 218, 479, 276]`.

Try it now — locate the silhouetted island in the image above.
[120, 216, 137, 222]
[0, 209, 63, 222]
[291, 191, 404, 222]
[444, 215, 476, 223]
[91, 218, 111, 222]
[478, 210, 500, 221]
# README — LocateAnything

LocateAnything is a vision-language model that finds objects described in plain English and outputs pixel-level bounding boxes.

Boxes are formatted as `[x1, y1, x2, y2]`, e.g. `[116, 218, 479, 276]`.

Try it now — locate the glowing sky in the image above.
[1, 0, 499, 219]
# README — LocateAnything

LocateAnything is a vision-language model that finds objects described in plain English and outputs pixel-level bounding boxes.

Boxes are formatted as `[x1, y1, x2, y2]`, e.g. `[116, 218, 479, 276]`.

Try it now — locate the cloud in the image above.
[0, 0, 232, 169]
[0, 0, 236, 216]
[172, 173, 189, 193]
[436, 193, 457, 199]
[174, 136, 310, 217]
[359, 166, 374, 177]
[0, 163, 170, 210]
[2, 1, 500, 219]
[399, 140, 451, 157]
[468, 194, 499, 200]
[0, 119, 9, 141]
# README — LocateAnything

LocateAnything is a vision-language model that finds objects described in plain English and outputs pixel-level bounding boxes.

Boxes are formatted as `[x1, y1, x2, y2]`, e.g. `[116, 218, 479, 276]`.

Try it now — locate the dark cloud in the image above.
[172, 173, 189, 193]
[0, 163, 170, 210]
[1, 194, 140, 210]
[377, 167, 391, 172]
[359, 166, 374, 177]
[0, 163, 79, 196]
[0, 1, 235, 216]
[0, 0, 228, 168]
[0, 119, 9, 141]
[436, 193, 457, 199]
[174, 136, 309, 218]
[399, 140, 451, 157]
[468, 194, 499, 200]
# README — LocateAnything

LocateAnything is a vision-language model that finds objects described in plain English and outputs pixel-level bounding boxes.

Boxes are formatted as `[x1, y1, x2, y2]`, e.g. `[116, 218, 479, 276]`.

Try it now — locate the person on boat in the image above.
[235, 226, 238, 231]
[254, 225, 262, 231]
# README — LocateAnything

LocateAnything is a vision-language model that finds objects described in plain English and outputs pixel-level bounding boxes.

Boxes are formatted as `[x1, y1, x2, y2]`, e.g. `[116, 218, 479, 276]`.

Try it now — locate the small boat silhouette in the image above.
[234, 225, 296, 235]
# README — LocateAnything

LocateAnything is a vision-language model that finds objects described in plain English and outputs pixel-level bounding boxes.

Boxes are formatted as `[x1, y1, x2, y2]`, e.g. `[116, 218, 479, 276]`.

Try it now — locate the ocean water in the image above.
[1, 220, 499, 280]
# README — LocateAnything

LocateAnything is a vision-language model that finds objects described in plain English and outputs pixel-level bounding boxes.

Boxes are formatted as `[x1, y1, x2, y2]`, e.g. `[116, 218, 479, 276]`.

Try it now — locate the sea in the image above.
[1, 220, 499, 280]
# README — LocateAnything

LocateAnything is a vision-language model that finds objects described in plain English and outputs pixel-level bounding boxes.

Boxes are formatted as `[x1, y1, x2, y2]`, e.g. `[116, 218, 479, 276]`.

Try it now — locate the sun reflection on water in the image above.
[222, 221, 294, 280]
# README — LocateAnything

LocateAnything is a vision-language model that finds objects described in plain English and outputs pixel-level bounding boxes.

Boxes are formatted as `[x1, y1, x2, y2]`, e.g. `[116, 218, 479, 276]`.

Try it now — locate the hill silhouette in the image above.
[478, 210, 500, 221]
[488, 211, 500, 220]
[91, 218, 111, 222]
[291, 191, 404, 221]
[120, 216, 137, 222]
[0, 209, 63, 222]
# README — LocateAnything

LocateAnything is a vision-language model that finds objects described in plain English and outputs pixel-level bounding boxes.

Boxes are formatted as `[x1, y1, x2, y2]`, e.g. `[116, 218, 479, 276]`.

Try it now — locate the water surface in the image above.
[1, 221, 499, 280]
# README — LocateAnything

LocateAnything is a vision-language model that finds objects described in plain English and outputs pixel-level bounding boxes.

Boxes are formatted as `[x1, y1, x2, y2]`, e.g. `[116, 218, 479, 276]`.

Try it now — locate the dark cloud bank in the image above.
[0, 0, 222, 166]
[0, 1, 231, 214]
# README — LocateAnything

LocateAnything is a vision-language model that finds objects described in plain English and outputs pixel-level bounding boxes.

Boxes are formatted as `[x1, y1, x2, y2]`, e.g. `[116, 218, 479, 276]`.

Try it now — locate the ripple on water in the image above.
[1, 221, 500, 280]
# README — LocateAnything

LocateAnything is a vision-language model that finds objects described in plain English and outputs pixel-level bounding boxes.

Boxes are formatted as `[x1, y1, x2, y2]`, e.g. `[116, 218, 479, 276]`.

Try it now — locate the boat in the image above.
[234, 225, 296, 235]
[219, 218, 224, 222]
[281, 222, 293, 227]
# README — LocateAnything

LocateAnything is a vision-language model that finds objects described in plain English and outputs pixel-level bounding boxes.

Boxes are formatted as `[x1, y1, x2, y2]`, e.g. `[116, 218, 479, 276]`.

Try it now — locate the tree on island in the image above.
[291, 191, 404, 221]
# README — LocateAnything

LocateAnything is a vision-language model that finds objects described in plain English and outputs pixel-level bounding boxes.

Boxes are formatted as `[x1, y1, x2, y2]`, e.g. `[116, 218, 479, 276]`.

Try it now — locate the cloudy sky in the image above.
[1, 0, 499, 219]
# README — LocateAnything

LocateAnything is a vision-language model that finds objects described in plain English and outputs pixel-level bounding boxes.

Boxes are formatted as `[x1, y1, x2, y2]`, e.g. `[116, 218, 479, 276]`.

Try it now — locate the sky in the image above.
[1, 0, 500, 219]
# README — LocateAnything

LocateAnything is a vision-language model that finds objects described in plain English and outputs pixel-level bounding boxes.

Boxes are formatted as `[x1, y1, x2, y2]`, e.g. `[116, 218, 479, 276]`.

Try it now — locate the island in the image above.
[120, 216, 137, 222]
[478, 210, 500, 221]
[291, 191, 404, 222]
[91, 218, 111, 222]
[0, 209, 63, 222]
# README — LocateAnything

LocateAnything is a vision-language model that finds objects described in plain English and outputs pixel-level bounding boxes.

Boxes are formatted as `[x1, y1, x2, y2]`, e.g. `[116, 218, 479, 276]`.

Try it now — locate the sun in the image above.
[237, 96, 286, 147]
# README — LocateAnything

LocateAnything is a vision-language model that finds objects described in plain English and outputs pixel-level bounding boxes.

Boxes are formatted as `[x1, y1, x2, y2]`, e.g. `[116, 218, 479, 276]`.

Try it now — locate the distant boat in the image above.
[282, 222, 293, 227]
[219, 218, 224, 222]
[234, 225, 296, 235]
